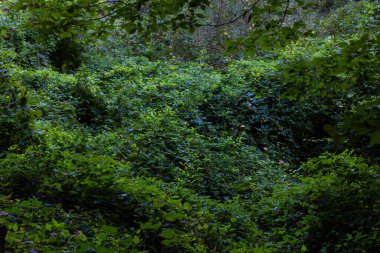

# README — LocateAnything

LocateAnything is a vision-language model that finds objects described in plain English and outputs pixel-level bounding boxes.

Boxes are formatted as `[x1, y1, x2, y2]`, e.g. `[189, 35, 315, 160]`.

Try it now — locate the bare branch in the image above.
[280, 0, 290, 26]
[200, 0, 261, 28]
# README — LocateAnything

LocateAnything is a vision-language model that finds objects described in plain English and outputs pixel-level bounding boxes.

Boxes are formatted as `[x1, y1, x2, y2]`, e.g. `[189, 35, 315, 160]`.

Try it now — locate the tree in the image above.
[10, 0, 313, 47]
[9, 0, 380, 146]
[11, 0, 210, 40]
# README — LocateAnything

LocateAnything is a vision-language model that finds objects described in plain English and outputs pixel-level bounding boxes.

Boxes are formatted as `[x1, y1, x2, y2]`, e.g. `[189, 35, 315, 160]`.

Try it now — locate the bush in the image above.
[0, 146, 259, 252]
[0, 72, 32, 153]
[49, 38, 84, 72]
[256, 151, 380, 252]
[0, 8, 54, 68]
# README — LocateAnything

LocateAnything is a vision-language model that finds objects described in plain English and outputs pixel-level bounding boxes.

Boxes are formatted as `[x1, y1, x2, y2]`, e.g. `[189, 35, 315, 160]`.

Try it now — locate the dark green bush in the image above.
[0, 74, 32, 153]
[0, 146, 259, 252]
[256, 151, 380, 252]
[0, 8, 55, 68]
[49, 38, 84, 72]
[1, 4, 379, 251]
[73, 84, 109, 126]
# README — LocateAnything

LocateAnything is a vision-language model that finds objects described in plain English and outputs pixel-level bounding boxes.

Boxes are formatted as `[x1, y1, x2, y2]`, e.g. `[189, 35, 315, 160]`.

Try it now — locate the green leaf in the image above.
[183, 202, 191, 211]
[140, 222, 153, 230]
[370, 131, 380, 146]
[140, 221, 161, 230]
[161, 229, 176, 239]
[164, 212, 186, 222]
[34, 110, 43, 118]
[133, 235, 140, 244]
[101, 225, 118, 236]
[162, 239, 173, 246]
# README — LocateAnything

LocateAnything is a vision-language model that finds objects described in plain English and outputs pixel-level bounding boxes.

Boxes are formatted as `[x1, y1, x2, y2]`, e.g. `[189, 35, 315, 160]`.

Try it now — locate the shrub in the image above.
[0, 73, 32, 153]
[256, 151, 380, 252]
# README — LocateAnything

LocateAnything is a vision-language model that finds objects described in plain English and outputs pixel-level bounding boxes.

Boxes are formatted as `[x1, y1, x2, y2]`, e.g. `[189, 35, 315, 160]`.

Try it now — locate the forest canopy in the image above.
[0, 0, 379, 252]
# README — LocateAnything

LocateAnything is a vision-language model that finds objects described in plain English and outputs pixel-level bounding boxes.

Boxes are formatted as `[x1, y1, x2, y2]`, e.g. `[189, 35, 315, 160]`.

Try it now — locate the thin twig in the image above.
[80, 8, 119, 24]
[280, 0, 290, 26]
[200, 0, 261, 27]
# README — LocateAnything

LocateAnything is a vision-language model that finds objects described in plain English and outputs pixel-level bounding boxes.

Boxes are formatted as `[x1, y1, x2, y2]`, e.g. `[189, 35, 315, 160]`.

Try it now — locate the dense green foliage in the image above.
[1, 0, 379, 252]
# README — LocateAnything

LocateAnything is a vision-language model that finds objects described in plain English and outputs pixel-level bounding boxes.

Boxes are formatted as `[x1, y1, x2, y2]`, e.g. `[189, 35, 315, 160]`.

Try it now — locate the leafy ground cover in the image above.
[1, 1, 379, 252]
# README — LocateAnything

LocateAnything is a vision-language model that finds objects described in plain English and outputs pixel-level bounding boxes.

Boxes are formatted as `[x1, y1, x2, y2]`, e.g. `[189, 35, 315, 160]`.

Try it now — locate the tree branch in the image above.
[280, 0, 290, 26]
[200, 0, 261, 28]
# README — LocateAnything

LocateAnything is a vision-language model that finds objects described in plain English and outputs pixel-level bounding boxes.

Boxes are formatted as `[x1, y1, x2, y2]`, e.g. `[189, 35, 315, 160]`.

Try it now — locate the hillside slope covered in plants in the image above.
[0, 0, 379, 252]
